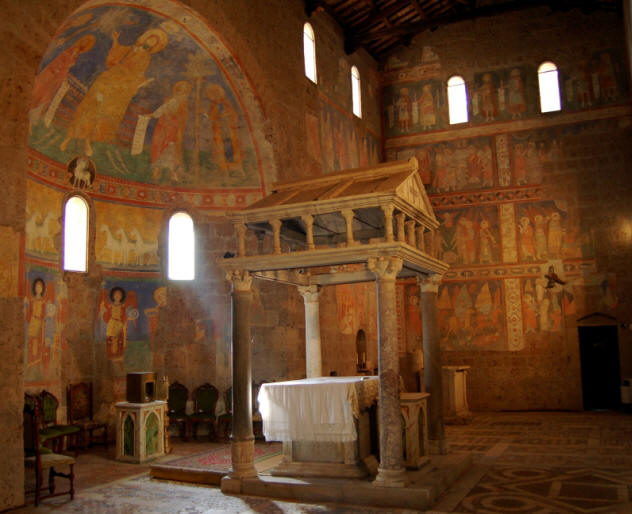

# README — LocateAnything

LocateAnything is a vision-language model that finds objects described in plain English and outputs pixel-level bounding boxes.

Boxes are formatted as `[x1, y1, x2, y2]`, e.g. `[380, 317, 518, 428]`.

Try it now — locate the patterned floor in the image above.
[13, 411, 632, 513]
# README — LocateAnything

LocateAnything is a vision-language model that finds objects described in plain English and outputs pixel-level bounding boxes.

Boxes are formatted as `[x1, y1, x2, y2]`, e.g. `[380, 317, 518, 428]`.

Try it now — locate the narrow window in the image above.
[63, 195, 88, 272]
[447, 75, 468, 124]
[538, 61, 561, 113]
[303, 23, 317, 83]
[168, 212, 194, 280]
[351, 65, 362, 118]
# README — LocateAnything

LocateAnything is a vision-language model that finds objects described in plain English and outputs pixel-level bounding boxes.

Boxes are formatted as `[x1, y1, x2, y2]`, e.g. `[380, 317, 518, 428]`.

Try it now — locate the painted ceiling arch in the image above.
[28, 0, 272, 210]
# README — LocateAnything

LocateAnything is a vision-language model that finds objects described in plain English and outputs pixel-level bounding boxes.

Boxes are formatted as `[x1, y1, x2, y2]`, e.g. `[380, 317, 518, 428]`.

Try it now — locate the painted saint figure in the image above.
[507, 69, 526, 119]
[149, 81, 192, 181]
[206, 83, 244, 174]
[61, 29, 168, 156]
[99, 286, 138, 363]
[418, 84, 436, 130]
[25, 278, 55, 370]
[479, 73, 498, 122]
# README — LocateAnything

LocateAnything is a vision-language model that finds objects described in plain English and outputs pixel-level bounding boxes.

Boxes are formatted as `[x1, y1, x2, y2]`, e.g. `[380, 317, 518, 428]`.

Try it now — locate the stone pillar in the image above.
[368, 256, 406, 487]
[222, 270, 257, 493]
[297, 285, 322, 378]
[381, 205, 394, 242]
[418, 273, 447, 454]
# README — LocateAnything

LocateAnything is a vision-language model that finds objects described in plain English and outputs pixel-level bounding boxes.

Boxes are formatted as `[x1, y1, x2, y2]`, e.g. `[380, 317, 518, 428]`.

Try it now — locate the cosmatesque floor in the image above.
[12, 410, 632, 513]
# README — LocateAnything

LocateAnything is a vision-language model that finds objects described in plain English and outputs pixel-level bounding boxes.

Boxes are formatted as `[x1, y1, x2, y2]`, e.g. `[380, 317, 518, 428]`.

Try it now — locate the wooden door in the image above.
[578, 325, 621, 410]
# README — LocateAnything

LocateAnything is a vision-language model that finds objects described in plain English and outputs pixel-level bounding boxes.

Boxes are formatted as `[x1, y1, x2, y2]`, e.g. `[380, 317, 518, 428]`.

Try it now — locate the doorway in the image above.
[578, 325, 621, 410]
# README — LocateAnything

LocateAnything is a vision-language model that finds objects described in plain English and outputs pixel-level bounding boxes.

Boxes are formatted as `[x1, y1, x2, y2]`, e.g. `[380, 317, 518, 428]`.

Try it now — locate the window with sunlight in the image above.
[303, 23, 317, 83]
[168, 212, 195, 280]
[351, 65, 362, 117]
[538, 61, 561, 113]
[447, 75, 468, 124]
[63, 195, 88, 272]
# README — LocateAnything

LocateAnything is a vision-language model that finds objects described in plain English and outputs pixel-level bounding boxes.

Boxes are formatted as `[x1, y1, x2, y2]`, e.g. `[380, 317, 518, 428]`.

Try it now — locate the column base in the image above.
[373, 467, 407, 487]
[229, 439, 258, 479]
[429, 438, 449, 455]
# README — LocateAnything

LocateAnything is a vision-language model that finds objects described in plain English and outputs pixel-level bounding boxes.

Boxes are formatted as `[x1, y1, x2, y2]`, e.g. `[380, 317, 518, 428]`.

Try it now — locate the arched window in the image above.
[168, 212, 195, 280]
[351, 65, 362, 118]
[63, 195, 89, 272]
[538, 61, 561, 113]
[303, 23, 317, 83]
[447, 75, 468, 124]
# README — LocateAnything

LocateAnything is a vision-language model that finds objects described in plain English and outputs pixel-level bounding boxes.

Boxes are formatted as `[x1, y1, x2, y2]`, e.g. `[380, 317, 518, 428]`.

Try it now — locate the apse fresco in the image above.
[438, 281, 506, 351]
[25, 181, 63, 259]
[24, 267, 66, 383]
[28, 4, 263, 191]
[435, 206, 501, 266]
[94, 200, 162, 270]
[319, 99, 380, 174]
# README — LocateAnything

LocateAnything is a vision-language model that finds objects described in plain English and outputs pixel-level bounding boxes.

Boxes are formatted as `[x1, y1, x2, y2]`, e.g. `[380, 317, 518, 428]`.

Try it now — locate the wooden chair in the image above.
[188, 383, 219, 440]
[167, 381, 189, 440]
[38, 390, 81, 453]
[24, 396, 75, 506]
[217, 386, 232, 440]
[67, 382, 108, 450]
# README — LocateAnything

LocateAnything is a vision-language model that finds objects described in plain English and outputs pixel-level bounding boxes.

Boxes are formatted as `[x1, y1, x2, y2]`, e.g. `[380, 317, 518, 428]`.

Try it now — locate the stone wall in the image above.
[384, 6, 632, 410]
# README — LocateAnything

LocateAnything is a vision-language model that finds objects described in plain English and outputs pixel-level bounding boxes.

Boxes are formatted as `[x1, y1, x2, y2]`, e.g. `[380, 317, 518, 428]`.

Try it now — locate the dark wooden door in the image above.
[578, 325, 621, 410]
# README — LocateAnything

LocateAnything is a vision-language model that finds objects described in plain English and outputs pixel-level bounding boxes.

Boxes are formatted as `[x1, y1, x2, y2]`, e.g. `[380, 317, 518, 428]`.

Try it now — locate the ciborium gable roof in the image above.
[229, 157, 438, 228]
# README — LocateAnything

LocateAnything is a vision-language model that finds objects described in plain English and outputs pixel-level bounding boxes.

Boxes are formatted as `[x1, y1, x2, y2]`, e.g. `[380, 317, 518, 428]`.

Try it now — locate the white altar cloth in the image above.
[258, 376, 379, 443]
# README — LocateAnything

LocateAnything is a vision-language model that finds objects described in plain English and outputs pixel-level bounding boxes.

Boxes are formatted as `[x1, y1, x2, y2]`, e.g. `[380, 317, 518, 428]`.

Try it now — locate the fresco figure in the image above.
[513, 142, 528, 184]
[478, 219, 496, 264]
[99, 286, 138, 363]
[519, 216, 537, 261]
[29, 35, 96, 131]
[206, 83, 244, 173]
[149, 81, 192, 181]
[507, 69, 526, 119]
[145, 286, 167, 342]
[419, 84, 436, 130]
[396, 88, 412, 132]
[60, 29, 168, 156]
[534, 214, 548, 260]
[25, 278, 55, 370]
[547, 211, 563, 258]
[597, 52, 617, 101]
[479, 73, 498, 121]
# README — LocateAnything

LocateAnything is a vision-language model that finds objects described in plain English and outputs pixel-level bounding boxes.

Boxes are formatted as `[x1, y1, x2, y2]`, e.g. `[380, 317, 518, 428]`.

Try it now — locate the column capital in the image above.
[418, 273, 442, 293]
[227, 269, 252, 292]
[297, 284, 321, 303]
[368, 256, 403, 281]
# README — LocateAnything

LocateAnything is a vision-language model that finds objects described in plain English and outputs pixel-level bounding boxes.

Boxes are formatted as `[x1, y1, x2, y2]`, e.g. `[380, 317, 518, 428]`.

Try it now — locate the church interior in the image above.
[2, 0, 632, 511]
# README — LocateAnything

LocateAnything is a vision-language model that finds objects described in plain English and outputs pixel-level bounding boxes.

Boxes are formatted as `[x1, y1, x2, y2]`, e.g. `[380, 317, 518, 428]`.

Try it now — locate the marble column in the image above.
[368, 256, 406, 487]
[297, 285, 322, 378]
[418, 273, 447, 454]
[222, 270, 257, 493]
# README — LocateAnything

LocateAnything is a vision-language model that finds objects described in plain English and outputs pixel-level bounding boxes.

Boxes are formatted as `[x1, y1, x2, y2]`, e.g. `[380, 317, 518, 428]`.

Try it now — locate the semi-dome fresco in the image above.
[28, 1, 267, 209]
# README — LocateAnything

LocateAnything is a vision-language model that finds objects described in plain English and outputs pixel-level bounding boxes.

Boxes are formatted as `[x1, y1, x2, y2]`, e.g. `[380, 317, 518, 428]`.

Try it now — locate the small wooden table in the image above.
[115, 401, 166, 463]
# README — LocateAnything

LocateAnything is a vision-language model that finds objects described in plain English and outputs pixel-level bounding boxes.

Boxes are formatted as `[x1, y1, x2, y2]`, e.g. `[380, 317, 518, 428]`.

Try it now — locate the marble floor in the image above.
[12, 410, 632, 513]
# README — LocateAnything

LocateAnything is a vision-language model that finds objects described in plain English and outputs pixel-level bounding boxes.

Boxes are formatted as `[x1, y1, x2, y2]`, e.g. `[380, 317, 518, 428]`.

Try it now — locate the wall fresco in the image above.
[521, 274, 575, 334]
[438, 280, 506, 351]
[383, 80, 445, 137]
[318, 98, 380, 174]
[0, 227, 21, 297]
[95, 200, 162, 269]
[435, 206, 501, 266]
[25, 180, 63, 259]
[28, 4, 264, 192]
[471, 67, 535, 123]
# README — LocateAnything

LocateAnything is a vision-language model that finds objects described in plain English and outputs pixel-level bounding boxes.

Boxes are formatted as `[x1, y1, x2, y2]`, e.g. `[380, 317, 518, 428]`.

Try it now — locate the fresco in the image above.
[25, 181, 63, 259]
[393, 137, 494, 193]
[471, 67, 535, 123]
[383, 79, 445, 137]
[0, 227, 20, 297]
[563, 49, 628, 110]
[95, 200, 162, 269]
[438, 280, 506, 351]
[435, 206, 501, 266]
[24, 267, 66, 382]
[515, 200, 589, 262]
[319, 99, 380, 174]
[521, 275, 575, 334]
[510, 129, 564, 186]
[28, 4, 264, 191]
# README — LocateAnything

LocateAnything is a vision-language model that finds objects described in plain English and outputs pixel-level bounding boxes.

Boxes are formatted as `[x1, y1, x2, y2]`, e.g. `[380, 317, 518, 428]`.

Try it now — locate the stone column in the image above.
[368, 256, 406, 487]
[297, 285, 322, 378]
[222, 270, 257, 493]
[418, 273, 447, 454]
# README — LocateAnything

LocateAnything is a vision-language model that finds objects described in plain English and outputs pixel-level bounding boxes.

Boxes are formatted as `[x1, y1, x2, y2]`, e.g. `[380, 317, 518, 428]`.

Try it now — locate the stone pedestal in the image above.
[298, 285, 322, 378]
[400, 392, 430, 469]
[369, 257, 406, 487]
[443, 365, 471, 424]
[115, 401, 166, 463]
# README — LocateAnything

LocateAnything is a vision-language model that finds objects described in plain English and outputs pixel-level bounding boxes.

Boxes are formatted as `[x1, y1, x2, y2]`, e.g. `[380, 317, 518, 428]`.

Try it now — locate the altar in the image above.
[258, 376, 379, 478]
